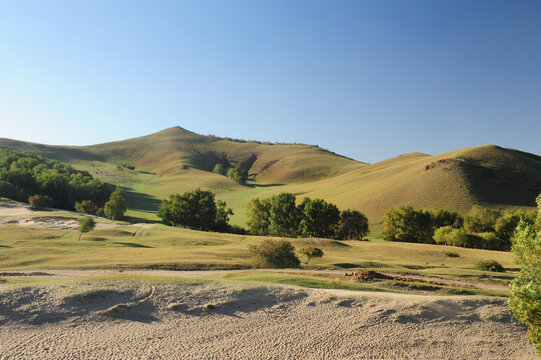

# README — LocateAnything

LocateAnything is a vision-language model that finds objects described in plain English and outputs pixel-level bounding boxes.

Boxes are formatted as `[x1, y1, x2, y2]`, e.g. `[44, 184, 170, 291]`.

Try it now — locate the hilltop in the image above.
[1, 128, 540, 225]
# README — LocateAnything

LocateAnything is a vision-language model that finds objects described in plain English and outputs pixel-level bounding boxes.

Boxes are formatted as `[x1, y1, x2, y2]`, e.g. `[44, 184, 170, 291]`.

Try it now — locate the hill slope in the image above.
[282, 145, 541, 222]
[1, 129, 540, 225]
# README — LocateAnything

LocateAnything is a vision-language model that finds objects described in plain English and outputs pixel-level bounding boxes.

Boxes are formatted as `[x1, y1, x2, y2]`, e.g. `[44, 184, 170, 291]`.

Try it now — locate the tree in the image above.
[246, 198, 271, 235]
[212, 163, 225, 175]
[104, 186, 127, 220]
[300, 247, 324, 264]
[78, 216, 95, 241]
[494, 211, 523, 251]
[509, 193, 541, 355]
[298, 198, 340, 238]
[248, 239, 301, 268]
[382, 206, 433, 243]
[463, 205, 501, 234]
[157, 189, 220, 231]
[335, 210, 369, 240]
[215, 200, 234, 232]
[433, 226, 468, 247]
[269, 193, 300, 237]
[429, 208, 462, 229]
[75, 200, 98, 215]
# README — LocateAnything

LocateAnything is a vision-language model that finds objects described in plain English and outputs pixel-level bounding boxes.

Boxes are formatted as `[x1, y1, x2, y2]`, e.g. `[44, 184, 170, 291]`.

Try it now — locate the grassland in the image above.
[2, 127, 540, 228]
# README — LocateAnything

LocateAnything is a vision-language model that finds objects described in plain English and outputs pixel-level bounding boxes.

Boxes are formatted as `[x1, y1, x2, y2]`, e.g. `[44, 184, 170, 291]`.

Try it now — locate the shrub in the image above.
[248, 239, 300, 269]
[300, 247, 324, 264]
[28, 194, 52, 209]
[474, 260, 505, 272]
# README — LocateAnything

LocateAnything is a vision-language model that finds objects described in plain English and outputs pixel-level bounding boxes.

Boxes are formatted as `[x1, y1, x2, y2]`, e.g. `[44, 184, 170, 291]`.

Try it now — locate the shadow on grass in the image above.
[111, 242, 153, 248]
[124, 189, 162, 213]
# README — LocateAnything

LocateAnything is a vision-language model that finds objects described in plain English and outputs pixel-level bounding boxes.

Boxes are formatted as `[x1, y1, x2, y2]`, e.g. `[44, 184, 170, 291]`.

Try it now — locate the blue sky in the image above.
[0, 0, 540, 163]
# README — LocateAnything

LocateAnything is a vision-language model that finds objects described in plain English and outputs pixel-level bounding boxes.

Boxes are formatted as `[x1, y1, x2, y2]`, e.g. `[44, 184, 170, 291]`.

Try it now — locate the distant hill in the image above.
[0, 127, 363, 183]
[1, 129, 540, 225]
[284, 144, 541, 223]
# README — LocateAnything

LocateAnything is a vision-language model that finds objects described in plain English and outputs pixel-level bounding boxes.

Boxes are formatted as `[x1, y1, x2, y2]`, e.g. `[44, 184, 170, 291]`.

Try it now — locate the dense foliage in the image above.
[157, 188, 235, 232]
[104, 186, 127, 220]
[382, 205, 535, 251]
[212, 164, 248, 183]
[0, 149, 110, 210]
[246, 193, 369, 240]
[248, 239, 301, 269]
[473, 260, 505, 272]
[509, 193, 541, 355]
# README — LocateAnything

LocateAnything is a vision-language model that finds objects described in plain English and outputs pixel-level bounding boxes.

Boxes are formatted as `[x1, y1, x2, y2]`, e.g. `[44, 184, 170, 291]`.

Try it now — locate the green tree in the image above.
[269, 193, 300, 237]
[300, 247, 324, 264]
[157, 189, 218, 231]
[104, 186, 127, 220]
[78, 216, 96, 241]
[298, 198, 340, 238]
[248, 239, 301, 268]
[336, 209, 369, 240]
[215, 200, 234, 232]
[75, 200, 98, 215]
[463, 205, 501, 233]
[509, 193, 541, 355]
[429, 208, 462, 229]
[433, 226, 468, 247]
[382, 206, 433, 243]
[246, 198, 272, 235]
[212, 163, 225, 175]
[494, 211, 523, 251]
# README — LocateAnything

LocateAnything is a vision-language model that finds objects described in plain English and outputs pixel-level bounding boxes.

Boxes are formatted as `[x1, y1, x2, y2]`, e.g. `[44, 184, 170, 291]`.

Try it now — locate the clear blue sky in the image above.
[1, 0, 540, 163]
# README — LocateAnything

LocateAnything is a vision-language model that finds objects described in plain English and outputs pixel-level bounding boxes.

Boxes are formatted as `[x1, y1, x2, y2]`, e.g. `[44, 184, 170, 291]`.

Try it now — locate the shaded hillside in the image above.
[0, 127, 363, 184]
[283, 145, 541, 223]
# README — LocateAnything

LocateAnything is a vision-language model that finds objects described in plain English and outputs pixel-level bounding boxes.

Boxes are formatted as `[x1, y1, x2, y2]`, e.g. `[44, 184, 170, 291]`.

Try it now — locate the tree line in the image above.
[0, 149, 111, 211]
[246, 193, 369, 240]
[382, 205, 536, 251]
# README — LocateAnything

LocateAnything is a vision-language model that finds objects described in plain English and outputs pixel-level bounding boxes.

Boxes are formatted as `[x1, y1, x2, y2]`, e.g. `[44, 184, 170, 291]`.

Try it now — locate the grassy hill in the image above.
[1, 128, 540, 227]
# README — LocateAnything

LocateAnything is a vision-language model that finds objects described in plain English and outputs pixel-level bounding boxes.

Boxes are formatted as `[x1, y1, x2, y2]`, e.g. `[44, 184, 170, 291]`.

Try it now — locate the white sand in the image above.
[0, 280, 537, 359]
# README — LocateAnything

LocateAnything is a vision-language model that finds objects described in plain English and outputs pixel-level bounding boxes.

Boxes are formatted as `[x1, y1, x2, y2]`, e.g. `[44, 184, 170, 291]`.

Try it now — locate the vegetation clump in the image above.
[246, 193, 369, 240]
[509, 193, 541, 355]
[248, 239, 301, 269]
[104, 187, 127, 220]
[0, 149, 111, 210]
[382, 204, 535, 251]
[212, 163, 248, 183]
[28, 194, 52, 210]
[75, 200, 98, 215]
[78, 216, 96, 241]
[157, 188, 236, 232]
[300, 247, 324, 264]
[473, 260, 505, 272]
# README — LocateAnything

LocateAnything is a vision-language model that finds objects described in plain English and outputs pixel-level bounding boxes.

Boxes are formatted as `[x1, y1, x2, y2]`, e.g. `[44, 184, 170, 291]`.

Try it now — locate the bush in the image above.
[28, 194, 52, 209]
[300, 247, 324, 264]
[248, 239, 301, 269]
[474, 260, 505, 272]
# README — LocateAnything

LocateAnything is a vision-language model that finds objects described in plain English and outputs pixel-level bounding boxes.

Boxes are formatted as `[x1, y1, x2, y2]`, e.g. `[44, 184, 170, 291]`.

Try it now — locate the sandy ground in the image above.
[0, 278, 537, 360]
[0, 201, 118, 230]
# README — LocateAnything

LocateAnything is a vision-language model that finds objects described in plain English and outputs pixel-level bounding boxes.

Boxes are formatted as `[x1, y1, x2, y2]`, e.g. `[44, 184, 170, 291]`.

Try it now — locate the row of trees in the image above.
[247, 193, 369, 240]
[0, 149, 111, 210]
[212, 164, 248, 183]
[157, 189, 239, 233]
[382, 205, 536, 251]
